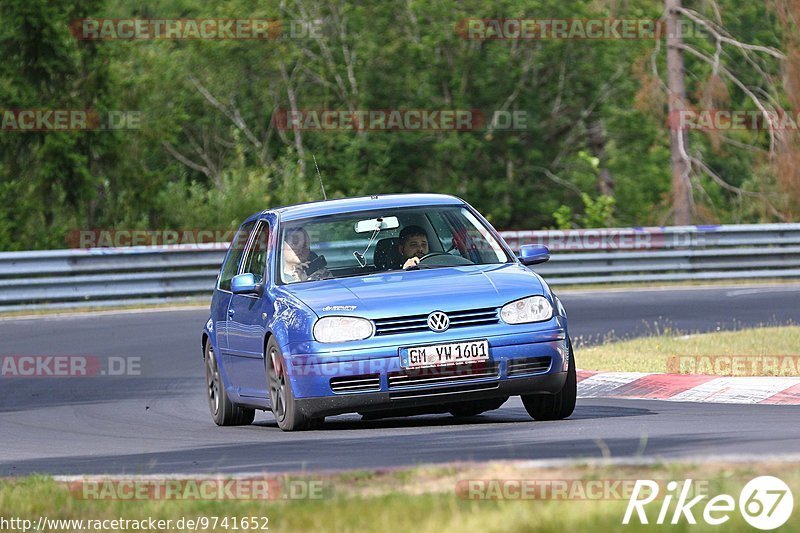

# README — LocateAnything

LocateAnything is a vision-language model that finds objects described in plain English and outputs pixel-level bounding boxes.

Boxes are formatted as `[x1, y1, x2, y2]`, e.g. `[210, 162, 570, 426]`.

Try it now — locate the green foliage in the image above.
[0, 0, 792, 250]
[582, 194, 616, 228]
[552, 205, 573, 230]
[552, 194, 616, 229]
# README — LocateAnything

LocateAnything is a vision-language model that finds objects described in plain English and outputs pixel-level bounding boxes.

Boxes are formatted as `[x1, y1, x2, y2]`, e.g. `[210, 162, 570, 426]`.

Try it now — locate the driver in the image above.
[398, 225, 430, 270]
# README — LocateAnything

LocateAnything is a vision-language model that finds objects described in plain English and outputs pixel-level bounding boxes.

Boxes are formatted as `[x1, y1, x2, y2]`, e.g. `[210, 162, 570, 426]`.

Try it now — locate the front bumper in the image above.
[280, 324, 569, 417]
[294, 371, 567, 418]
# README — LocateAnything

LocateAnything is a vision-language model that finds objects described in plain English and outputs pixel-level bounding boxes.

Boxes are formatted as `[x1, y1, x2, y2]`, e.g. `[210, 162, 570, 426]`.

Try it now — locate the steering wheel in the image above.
[415, 251, 474, 267]
[418, 252, 452, 263]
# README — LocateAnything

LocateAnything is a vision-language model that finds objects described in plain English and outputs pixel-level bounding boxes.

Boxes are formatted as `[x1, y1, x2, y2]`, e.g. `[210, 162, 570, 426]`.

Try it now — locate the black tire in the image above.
[266, 338, 323, 431]
[449, 398, 507, 417]
[521, 339, 576, 421]
[205, 339, 255, 426]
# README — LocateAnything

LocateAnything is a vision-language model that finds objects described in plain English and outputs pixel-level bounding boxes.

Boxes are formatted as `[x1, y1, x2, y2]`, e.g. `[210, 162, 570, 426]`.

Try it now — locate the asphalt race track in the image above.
[1, 284, 799, 476]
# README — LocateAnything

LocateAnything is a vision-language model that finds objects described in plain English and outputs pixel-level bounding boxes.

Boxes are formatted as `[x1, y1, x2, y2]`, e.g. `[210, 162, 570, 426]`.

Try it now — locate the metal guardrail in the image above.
[1, 223, 799, 308]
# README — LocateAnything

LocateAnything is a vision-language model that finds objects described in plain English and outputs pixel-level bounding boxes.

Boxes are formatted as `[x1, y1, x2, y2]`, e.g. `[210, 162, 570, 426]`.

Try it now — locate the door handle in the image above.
[228, 309, 235, 317]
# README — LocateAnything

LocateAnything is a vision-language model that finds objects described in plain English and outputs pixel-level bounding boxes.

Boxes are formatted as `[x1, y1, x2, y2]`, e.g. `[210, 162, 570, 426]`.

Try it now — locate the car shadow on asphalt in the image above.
[252, 403, 653, 431]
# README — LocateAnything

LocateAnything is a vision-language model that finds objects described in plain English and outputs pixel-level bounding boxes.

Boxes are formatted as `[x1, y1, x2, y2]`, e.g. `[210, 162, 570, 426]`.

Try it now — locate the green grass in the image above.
[577, 326, 800, 373]
[1, 463, 799, 532]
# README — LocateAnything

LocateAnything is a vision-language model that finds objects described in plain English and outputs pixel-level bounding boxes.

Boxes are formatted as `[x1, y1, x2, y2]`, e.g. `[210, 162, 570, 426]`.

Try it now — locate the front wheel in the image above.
[266, 338, 323, 431]
[521, 339, 576, 421]
[205, 340, 255, 426]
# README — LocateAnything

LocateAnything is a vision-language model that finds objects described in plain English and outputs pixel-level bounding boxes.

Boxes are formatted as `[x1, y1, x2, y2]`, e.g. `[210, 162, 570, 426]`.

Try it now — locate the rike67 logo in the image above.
[623, 476, 794, 529]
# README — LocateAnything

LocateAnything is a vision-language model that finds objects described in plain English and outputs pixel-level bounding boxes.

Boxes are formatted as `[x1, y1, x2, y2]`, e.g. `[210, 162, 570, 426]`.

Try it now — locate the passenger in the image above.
[283, 227, 329, 282]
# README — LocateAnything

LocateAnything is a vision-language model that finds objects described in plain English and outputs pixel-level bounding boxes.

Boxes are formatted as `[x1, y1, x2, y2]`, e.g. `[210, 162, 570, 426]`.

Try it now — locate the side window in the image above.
[219, 221, 256, 291]
[241, 221, 270, 283]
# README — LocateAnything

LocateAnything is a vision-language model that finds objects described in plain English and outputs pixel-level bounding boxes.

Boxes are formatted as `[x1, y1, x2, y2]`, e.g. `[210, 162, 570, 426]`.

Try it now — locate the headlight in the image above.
[313, 316, 374, 343]
[500, 296, 553, 324]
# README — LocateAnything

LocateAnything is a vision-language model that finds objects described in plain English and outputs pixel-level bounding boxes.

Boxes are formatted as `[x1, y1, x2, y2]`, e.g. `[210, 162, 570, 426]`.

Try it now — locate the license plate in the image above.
[403, 340, 489, 369]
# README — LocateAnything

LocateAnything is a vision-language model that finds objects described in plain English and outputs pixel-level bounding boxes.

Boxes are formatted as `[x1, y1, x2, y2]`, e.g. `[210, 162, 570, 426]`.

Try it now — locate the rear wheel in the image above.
[205, 340, 255, 426]
[521, 339, 576, 421]
[266, 338, 323, 431]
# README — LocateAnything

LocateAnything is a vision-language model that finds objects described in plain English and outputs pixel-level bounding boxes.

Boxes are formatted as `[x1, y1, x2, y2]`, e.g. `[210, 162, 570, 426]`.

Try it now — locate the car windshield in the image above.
[278, 205, 511, 284]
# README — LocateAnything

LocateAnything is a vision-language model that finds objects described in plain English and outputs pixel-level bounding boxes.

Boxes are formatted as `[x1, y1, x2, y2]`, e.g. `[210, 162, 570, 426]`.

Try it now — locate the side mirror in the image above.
[518, 244, 550, 266]
[231, 273, 264, 296]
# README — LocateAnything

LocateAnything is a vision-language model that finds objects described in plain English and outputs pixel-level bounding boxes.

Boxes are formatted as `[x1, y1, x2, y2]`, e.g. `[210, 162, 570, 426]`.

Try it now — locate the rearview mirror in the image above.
[518, 245, 550, 266]
[354, 216, 400, 234]
[231, 273, 264, 296]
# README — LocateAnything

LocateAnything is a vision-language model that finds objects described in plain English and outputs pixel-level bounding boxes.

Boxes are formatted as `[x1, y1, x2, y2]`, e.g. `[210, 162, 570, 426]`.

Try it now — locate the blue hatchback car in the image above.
[202, 194, 575, 431]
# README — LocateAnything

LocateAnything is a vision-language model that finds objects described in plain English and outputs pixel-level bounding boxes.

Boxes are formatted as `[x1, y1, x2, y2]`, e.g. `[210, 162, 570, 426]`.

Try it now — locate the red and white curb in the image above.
[577, 370, 800, 405]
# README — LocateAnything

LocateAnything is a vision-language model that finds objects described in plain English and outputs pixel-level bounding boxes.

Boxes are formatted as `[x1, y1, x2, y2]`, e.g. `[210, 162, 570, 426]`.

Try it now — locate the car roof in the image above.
[261, 193, 466, 222]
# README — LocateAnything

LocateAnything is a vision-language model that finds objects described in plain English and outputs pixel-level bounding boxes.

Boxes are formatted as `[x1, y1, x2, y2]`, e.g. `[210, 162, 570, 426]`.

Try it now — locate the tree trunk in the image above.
[588, 119, 614, 197]
[665, 0, 693, 225]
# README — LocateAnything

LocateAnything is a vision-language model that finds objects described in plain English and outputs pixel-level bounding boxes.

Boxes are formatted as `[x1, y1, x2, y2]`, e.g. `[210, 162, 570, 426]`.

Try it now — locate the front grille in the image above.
[330, 374, 381, 393]
[507, 356, 551, 376]
[389, 381, 499, 399]
[373, 307, 499, 336]
[388, 361, 500, 389]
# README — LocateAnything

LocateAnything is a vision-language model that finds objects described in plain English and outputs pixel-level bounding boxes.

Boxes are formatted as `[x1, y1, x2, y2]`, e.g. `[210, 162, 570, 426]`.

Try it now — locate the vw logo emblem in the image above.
[427, 311, 450, 332]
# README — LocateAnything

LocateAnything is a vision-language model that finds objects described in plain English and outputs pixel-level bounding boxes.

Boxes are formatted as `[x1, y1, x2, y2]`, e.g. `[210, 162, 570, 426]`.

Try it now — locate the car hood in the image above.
[279, 263, 544, 319]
